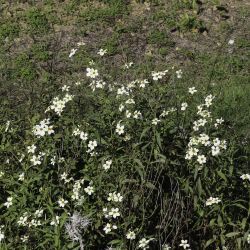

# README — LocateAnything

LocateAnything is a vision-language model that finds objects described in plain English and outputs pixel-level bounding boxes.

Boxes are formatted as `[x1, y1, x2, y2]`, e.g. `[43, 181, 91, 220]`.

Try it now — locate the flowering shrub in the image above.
[0, 45, 249, 250]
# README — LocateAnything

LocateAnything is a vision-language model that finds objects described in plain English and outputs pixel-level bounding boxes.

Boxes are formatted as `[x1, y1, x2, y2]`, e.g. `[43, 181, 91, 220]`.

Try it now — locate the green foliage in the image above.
[177, 13, 206, 32]
[0, 21, 19, 43]
[79, 0, 128, 23]
[13, 53, 37, 82]
[0, 46, 249, 248]
[26, 9, 50, 36]
[147, 29, 175, 47]
[31, 42, 51, 62]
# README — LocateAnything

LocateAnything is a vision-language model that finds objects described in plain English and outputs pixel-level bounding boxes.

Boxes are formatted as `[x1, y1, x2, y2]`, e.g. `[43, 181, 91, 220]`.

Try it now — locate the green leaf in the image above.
[109, 239, 122, 245]
[217, 215, 223, 227]
[241, 217, 247, 230]
[145, 182, 157, 190]
[133, 159, 145, 181]
[205, 238, 215, 248]
[225, 232, 240, 238]
[155, 131, 162, 150]
[216, 170, 227, 182]
[140, 126, 150, 140]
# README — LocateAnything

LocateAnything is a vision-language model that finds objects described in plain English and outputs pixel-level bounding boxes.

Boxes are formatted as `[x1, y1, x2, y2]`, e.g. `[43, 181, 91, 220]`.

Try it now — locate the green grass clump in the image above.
[26, 9, 50, 36]
[0, 21, 19, 43]
[147, 29, 175, 46]
[30, 42, 51, 62]
[13, 53, 37, 82]
[79, 0, 128, 23]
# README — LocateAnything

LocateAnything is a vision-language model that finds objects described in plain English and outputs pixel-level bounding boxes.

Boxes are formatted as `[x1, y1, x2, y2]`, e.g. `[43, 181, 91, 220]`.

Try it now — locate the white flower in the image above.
[126, 231, 136, 240]
[213, 138, 221, 147]
[125, 99, 135, 104]
[87, 140, 97, 151]
[80, 132, 88, 141]
[76, 41, 86, 46]
[220, 140, 227, 149]
[197, 154, 206, 165]
[162, 244, 171, 250]
[71, 179, 84, 200]
[160, 110, 170, 118]
[139, 79, 149, 88]
[69, 48, 77, 58]
[116, 122, 125, 135]
[133, 110, 142, 119]
[29, 219, 41, 227]
[138, 238, 152, 249]
[228, 39, 234, 45]
[103, 160, 112, 170]
[211, 146, 220, 156]
[124, 62, 133, 69]
[152, 118, 160, 125]
[199, 134, 210, 146]
[75, 81, 81, 86]
[58, 157, 64, 163]
[33, 118, 55, 136]
[46, 95, 74, 116]
[20, 235, 29, 242]
[126, 110, 132, 118]
[5, 120, 10, 132]
[84, 185, 94, 195]
[181, 102, 188, 111]
[179, 239, 190, 249]
[0, 226, 4, 242]
[32, 119, 48, 137]
[107, 192, 123, 202]
[204, 94, 215, 107]
[185, 147, 199, 160]
[50, 216, 60, 226]
[50, 156, 56, 165]
[0, 171, 4, 178]
[19, 154, 25, 163]
[103, 207, 109, 218]
[108, 208, 120, 218]
[58, 157, 65, 165]
[58, 198, 68, 208]
[188, 87, 197, 95]
[18, 172, 25, 181]
[119, 104, 125, 112]
[89, 80, 106, 91]
[205, 197, 221, 206]
[215, 118, 224, 128]
[62, 85, 70, 92]
[103, 223, 117, 234]
[86, 68, 99, 79]
[4, 196, 13, 208]
[117, 86, 129, 96]
[240, 174, 250, 181]
[30, 154, 42, 166]
[17, 213, 29, 226]
[176, 69, 183, 79]
[247, 233, 250, 244]
[34, 209, 43, 218]
[27, 144, 36, 154]
[60, 172, 72, 183]
[73, 128, 81, 136]
[97, 48, 107, 56]
[152, 70, 168, 81]
[193, 118, 207, 131]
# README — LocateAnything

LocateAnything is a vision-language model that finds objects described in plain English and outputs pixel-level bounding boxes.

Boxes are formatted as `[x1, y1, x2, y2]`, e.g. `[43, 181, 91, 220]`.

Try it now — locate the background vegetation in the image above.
[0, 0, 249, 249]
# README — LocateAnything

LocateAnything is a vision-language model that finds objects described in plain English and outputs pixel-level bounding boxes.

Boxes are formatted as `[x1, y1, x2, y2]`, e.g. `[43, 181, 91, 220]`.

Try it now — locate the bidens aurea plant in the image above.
[0, 43, 249, 250]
